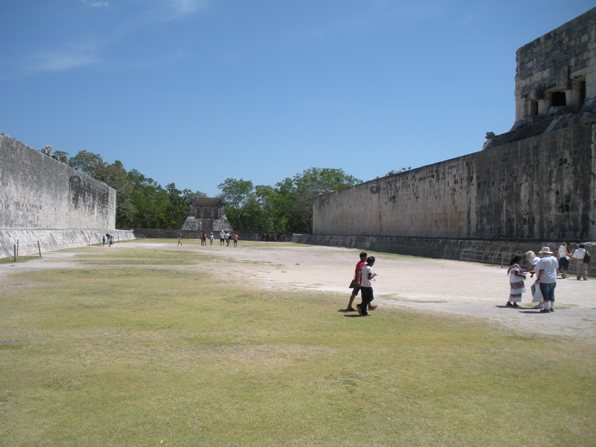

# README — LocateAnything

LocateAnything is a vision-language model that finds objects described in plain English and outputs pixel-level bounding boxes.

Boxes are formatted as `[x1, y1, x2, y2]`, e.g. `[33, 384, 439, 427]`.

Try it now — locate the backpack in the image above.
[584, 251, 591, 264]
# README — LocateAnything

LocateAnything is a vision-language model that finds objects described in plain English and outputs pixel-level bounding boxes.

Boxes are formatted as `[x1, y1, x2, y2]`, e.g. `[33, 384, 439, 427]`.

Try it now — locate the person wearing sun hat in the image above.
[535, 246, 559, 313]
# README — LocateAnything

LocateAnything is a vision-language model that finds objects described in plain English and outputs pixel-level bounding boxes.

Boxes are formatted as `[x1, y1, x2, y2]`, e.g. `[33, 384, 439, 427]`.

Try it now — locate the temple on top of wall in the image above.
[303, 8, 596, 262]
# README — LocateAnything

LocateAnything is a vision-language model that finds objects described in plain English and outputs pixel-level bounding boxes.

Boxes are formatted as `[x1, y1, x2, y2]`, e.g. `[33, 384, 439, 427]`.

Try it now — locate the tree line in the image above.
[50, 148, 360, 233]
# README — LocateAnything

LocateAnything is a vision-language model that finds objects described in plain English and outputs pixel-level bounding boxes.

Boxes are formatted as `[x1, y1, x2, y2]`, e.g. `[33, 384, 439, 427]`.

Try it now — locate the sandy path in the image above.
[2, 242, 595, 340]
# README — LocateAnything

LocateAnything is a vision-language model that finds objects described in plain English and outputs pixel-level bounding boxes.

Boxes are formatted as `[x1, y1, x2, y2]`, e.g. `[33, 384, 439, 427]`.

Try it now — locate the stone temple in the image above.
[297, 8, 596, 263]
[181, 197, 233, 232]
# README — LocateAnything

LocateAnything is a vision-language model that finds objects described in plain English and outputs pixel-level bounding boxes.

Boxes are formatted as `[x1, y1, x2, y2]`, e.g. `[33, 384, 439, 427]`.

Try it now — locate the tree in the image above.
[217, 169, 360, 233]
[280, 168, 361, 233]
[166, 183, 185, 227]
[102, 161, 135, 228]
[255, 183, 294, 233]
[217, 178, 254, 208]
[217, 178, 260, 231]
[52, 150, 70, 164]
[68, 150, 106, 178]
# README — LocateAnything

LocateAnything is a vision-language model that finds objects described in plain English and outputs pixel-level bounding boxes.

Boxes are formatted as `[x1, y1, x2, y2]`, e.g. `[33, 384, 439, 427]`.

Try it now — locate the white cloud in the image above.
[168, 0, 210, 18]
[81, 0, 110, 8]
[31, 43, 100, 72]
[1, 0, 211, 80]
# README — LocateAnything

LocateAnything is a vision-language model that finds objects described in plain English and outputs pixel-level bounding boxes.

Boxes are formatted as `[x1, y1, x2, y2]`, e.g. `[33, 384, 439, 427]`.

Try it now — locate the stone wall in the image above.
[293, 234, 596, 275]
[1, 134, 116, 230]
[1, 134, 135, 258]
[0, 229, 135, 259]
[313, 124, 595, 242]
[515, 7, 596, 122]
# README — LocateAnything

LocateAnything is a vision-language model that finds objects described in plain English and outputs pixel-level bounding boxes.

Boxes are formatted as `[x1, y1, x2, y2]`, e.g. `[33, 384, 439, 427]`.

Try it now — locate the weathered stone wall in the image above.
[314, 124, 596, 242]
[1, 134, 116, 230]
[0, 229, 135, 259]
[293, 234, 596, 275]
[0, 134, 135, 258]
[515, 7, 596, 122]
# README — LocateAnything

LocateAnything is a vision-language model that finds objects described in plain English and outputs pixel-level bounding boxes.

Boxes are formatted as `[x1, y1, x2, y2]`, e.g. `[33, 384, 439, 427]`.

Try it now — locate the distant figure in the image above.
[505, 255, 526, 308]
[225, 231, 231, 247]
[571, 243, 590, 280]
[200, 231, 207, 247]
[220, 230, 226, 246]
[357, 256, 378, 316]
[535, 246, 558, 313]
[209, 232, 214, 245]
[557, 242, 570, 278]
[102, 235, 106, 247]
[232, 232, 239, 247]
[344, 251, 367, 312]
[482, 132, 496, 150]
[177, 232, 183, 246]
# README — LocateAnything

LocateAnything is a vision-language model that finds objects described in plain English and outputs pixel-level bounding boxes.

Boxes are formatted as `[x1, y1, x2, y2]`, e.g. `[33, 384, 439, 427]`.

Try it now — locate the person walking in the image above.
[535, 247, 558, 313]
[526, 251, 543, 309]
[344, 252, 367, 312]
[357, 256, 377, 316]
[506, 255, 526, 308]
[558, 242, 571, 278]
[571, 243, 590, 280]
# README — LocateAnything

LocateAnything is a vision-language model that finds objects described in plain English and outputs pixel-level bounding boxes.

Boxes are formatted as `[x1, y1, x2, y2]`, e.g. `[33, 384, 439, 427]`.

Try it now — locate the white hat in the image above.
[539, 246, 553, 254]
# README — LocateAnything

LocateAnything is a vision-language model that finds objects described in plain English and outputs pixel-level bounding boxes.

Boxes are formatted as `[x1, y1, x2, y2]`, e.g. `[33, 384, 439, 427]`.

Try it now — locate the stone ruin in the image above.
[305, 7, 596, 263]
[484, 7, 596, 149]
[181, 197, 233, 232]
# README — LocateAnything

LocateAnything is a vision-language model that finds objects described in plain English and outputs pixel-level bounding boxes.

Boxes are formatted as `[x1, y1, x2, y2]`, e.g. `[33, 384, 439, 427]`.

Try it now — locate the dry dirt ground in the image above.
[2, 242, 595, 340]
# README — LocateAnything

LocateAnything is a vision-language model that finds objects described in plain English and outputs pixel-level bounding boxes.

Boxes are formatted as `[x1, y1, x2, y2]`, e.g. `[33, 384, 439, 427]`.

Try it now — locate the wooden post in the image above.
[13, 244, 16, 263]
[38, 241, 42, 257]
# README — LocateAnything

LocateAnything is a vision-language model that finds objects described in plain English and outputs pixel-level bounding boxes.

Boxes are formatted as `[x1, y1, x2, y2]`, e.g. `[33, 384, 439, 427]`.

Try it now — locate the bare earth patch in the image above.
[2, 242, 595, 340]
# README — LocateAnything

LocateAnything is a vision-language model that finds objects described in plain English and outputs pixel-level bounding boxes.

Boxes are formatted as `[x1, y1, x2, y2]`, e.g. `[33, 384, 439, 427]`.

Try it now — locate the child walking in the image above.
[357, 256, 378, 316]
[506, 255, 526, 308]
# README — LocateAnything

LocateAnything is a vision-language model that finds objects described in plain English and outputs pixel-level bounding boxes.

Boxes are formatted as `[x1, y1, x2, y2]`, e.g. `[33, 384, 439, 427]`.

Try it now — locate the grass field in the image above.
[1, 244, 595, 446]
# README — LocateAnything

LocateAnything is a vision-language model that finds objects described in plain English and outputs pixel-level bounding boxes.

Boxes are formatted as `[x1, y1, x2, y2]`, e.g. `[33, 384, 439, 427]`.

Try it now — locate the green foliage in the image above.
[63, 150, 205, 229]
[51, 150, 70, 163]
[57, 147, 360, 232]
[219, 168, 360, 233]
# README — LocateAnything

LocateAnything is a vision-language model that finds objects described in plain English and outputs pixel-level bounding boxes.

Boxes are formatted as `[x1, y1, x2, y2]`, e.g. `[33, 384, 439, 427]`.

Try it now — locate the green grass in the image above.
[0, 256, 40, 264]
[0, 246, 595, 446]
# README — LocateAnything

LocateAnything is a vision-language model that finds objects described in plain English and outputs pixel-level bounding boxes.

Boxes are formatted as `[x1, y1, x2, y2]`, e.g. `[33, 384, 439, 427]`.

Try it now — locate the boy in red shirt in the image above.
[345, 252, 368, 311]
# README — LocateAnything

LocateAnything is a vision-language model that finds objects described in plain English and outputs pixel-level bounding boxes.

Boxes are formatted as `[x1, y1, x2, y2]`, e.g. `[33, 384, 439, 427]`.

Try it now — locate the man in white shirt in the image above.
[571, 243, 589, 280]
[536, 247, 558, 313]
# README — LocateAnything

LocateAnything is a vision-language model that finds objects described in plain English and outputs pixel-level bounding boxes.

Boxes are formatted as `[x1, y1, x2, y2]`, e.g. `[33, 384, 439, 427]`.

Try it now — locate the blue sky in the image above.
[1, 0, 593, 196]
